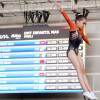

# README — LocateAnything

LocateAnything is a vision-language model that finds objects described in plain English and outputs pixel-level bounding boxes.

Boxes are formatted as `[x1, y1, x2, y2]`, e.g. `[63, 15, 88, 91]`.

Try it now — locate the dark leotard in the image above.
[60, 10, 90, 56]
[67, 31, 82, 55]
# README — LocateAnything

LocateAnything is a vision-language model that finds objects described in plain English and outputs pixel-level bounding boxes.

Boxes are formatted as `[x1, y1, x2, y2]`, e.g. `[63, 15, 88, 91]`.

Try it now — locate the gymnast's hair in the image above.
[75, 8, 89, 23]
[75, 13, 86, 23]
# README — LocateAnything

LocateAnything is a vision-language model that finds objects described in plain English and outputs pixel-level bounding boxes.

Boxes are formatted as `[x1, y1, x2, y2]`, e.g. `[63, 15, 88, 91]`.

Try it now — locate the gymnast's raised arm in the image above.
[54, 1, 78, 31]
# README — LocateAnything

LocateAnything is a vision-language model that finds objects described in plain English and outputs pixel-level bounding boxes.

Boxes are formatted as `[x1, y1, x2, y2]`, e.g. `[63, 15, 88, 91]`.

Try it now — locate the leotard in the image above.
[61, 11, 90, 55]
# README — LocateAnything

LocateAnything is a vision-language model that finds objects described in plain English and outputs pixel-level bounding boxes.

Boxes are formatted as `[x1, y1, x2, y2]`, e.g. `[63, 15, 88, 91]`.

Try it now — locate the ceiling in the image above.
[0, 0, 100, 27]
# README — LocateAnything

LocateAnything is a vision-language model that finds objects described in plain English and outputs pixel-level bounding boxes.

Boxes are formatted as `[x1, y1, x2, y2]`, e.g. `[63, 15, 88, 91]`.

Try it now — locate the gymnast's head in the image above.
[75, 13, 87, 29]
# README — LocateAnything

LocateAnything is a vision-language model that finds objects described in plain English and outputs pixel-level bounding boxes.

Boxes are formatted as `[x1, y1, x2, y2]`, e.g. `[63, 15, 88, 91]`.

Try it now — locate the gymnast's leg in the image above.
[68, 50, 88, 92]
[78, 53, 98, 99]
[77, 53, 92, 92]
[68, 50, 94, 99]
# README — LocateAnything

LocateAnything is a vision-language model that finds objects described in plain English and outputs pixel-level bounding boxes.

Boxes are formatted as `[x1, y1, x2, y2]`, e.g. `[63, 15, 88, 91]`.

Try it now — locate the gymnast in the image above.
[54, 1, 98, 100]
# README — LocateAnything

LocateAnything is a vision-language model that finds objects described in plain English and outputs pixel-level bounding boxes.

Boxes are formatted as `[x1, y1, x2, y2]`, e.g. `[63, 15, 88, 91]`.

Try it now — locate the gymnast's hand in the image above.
[54, 1, 63, 12]
[89, 42, 91, 46]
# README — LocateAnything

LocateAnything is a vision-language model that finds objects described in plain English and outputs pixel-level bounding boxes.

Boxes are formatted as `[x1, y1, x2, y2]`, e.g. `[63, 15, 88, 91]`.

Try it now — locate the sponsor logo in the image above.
[0, 35, 9, 39]
[11, 34, 21, 39]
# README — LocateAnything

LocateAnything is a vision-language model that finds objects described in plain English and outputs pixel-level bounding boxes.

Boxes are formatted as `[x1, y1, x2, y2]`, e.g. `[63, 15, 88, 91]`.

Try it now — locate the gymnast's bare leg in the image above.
[77, 53, 92, 92]
[68, 50, 98, 99]
[78, 53, 98, 99]
[68, 50, 89, 92]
